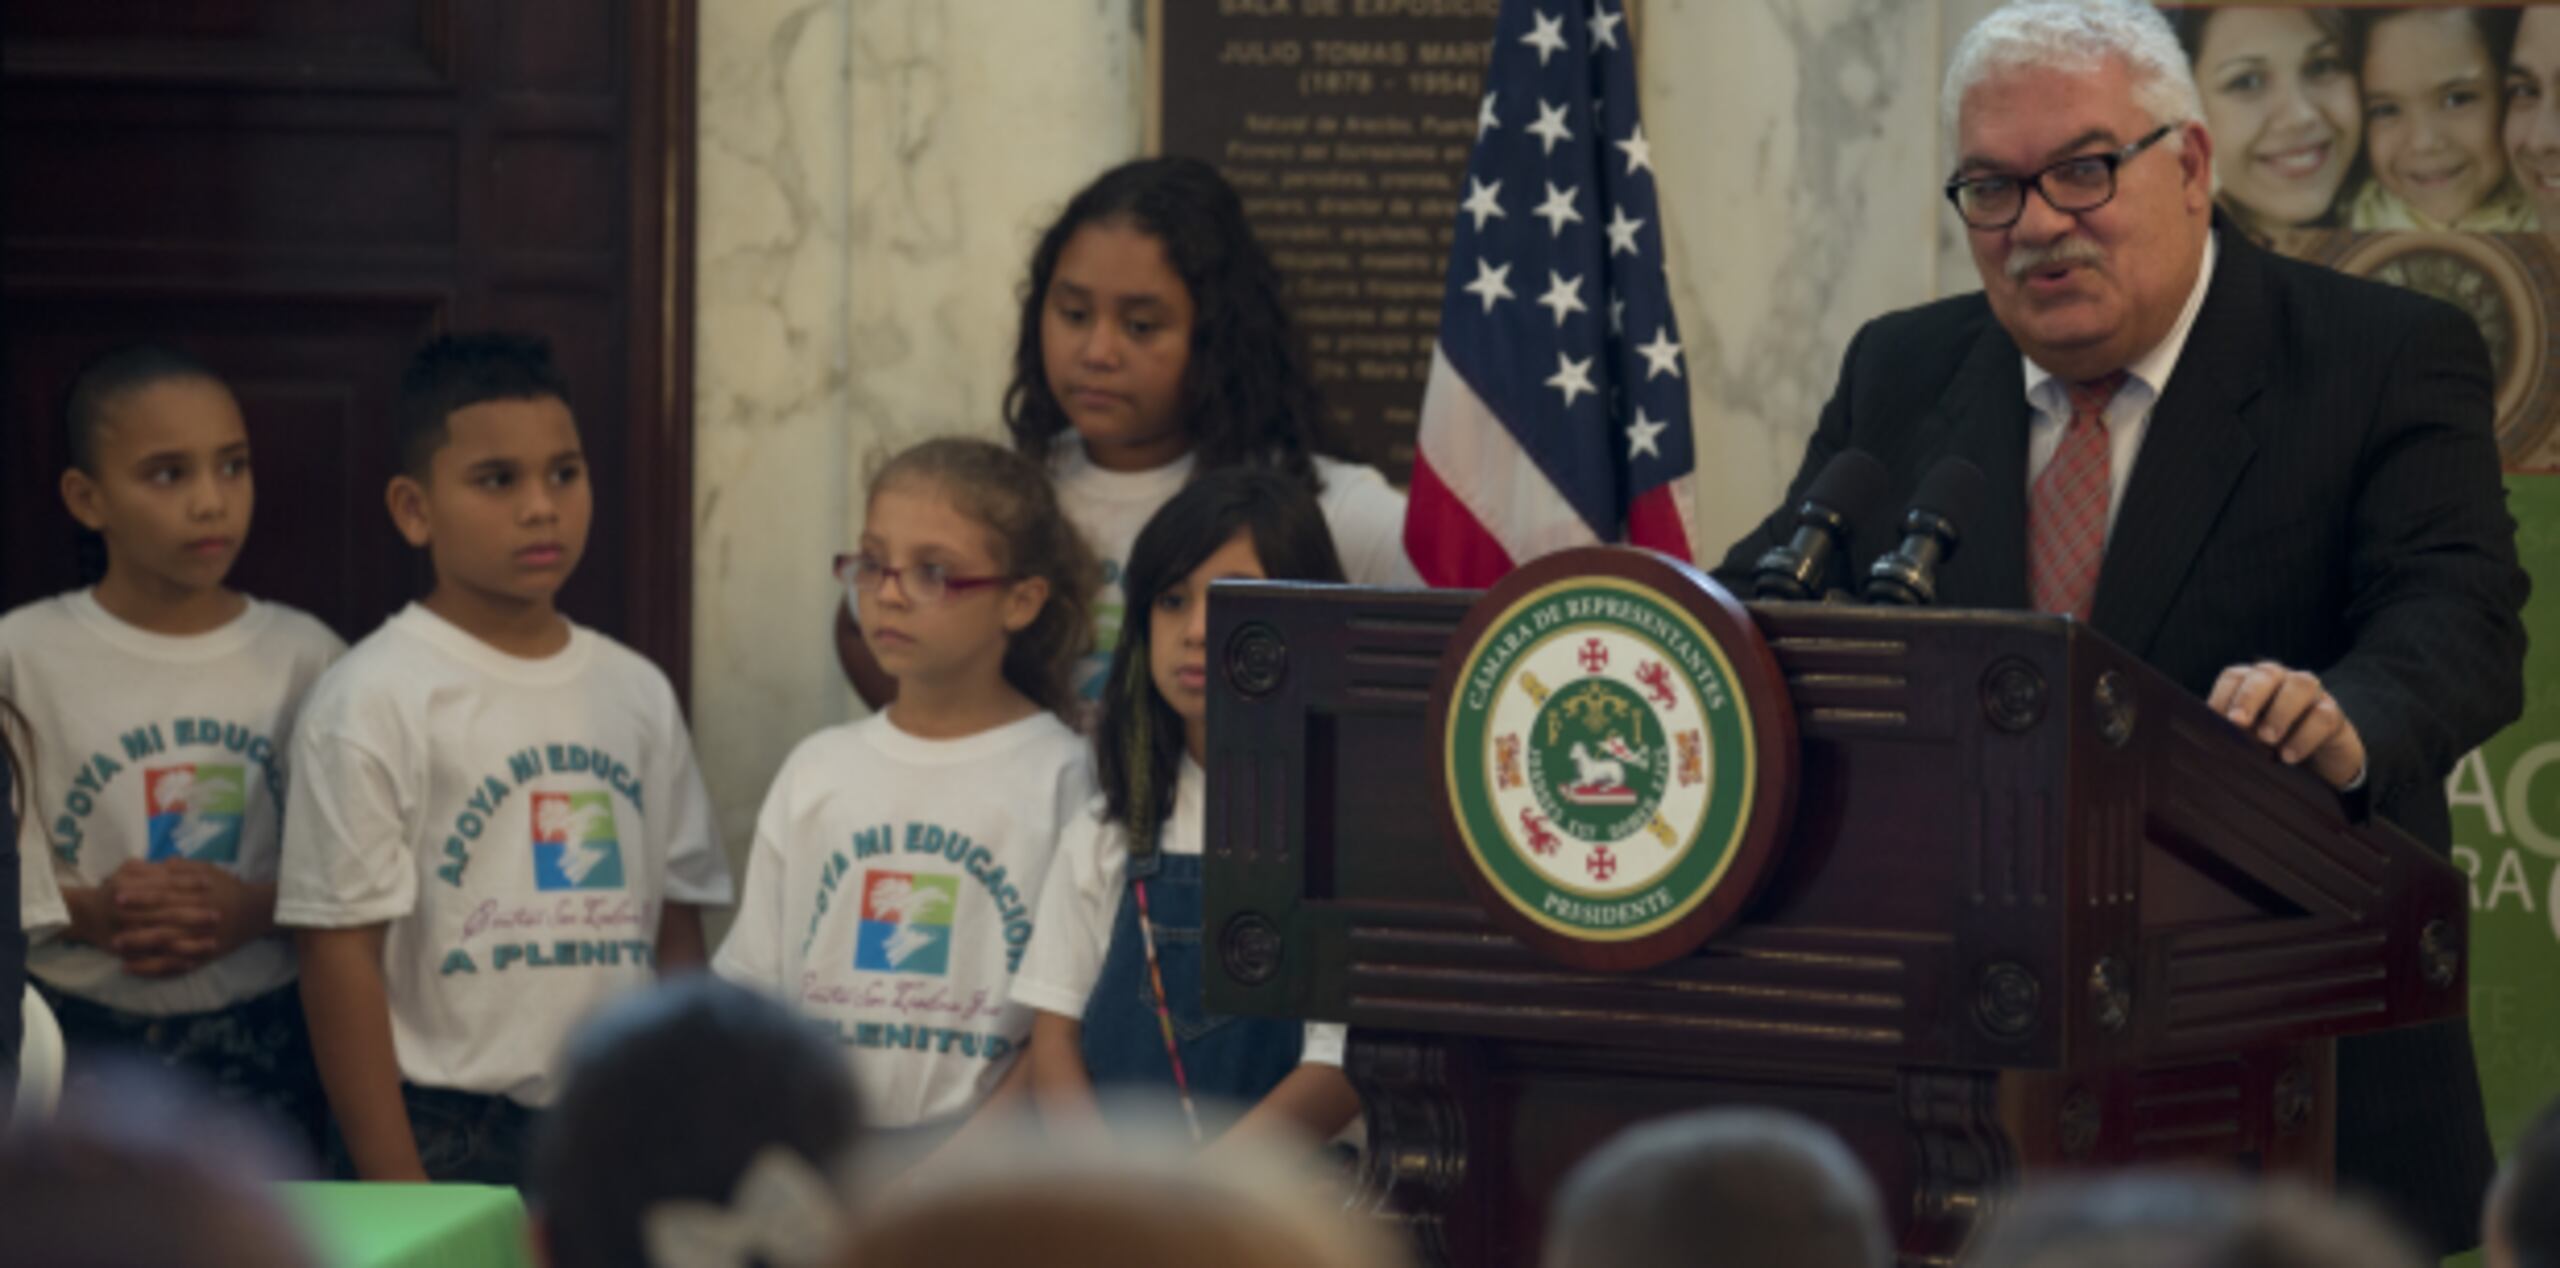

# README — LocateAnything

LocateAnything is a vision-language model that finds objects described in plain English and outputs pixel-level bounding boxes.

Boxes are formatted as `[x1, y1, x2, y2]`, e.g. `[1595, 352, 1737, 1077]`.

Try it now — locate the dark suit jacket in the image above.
[1714, 223, 2530, 1252]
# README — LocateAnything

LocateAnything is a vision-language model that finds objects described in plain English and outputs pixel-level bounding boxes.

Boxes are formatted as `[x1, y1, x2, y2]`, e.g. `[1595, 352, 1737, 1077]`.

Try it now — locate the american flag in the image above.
[1402, 0, 1696, 586]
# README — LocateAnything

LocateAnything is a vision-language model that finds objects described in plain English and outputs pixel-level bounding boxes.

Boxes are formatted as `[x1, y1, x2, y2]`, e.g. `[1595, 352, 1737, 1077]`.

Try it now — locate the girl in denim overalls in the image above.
[1015, 471, 1361, 1149]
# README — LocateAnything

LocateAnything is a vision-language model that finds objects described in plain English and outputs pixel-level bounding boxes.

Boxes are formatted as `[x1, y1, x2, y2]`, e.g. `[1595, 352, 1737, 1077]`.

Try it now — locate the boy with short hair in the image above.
[278, 332, 730, 1183]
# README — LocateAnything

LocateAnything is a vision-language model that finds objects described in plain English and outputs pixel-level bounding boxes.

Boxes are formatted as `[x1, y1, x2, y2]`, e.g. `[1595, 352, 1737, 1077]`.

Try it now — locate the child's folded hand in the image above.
[106, 859, 269, 974]
[109, 922, 217, 977]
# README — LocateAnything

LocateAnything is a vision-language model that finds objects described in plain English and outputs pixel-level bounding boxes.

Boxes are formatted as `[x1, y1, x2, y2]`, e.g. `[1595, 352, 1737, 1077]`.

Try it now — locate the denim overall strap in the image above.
[1078, 851, 1301, 1126]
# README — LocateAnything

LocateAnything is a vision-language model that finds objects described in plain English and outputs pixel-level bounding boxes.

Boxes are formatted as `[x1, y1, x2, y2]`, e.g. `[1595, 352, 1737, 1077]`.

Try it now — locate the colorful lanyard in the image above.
[1131, 876, 1204, 1143]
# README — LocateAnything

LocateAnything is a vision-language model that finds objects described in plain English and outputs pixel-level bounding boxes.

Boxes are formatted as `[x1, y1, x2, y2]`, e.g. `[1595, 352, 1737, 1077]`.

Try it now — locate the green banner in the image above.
[2458, 473, 2560, 1156]
[2443, 473, 2560, 1268]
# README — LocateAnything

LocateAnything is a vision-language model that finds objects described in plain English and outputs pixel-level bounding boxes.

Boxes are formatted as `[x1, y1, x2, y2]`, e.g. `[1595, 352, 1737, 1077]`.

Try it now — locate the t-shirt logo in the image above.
[854, 871, 956, 976]
[1078, 560, 1126, 702]
[531, 791, 627, 891]
[144, 764, 244, 862]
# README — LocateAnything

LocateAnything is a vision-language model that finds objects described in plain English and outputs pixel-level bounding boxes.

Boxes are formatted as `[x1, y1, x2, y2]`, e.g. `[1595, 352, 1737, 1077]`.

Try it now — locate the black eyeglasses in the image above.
[1943, 125, 2175, 230]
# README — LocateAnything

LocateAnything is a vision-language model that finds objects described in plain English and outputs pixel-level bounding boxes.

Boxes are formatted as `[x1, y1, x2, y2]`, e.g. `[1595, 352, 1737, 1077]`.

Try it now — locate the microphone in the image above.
[1751, 449, 1892, 601]
[1863, 457, 1987, 606]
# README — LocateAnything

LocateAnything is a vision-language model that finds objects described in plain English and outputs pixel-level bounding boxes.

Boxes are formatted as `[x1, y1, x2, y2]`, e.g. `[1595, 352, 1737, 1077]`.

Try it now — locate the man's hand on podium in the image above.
[2208, 660, 2368, 792]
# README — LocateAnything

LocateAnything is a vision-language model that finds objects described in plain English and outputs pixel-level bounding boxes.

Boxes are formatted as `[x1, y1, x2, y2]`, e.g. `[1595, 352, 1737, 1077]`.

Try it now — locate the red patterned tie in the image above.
[2028, 372, 2126, 620]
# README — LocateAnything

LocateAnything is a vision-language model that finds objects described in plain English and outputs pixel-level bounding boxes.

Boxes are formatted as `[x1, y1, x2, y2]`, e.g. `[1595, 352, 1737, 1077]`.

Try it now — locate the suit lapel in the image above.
[1925, 321, 2035, 610]
[2088, 229, 2269, 657]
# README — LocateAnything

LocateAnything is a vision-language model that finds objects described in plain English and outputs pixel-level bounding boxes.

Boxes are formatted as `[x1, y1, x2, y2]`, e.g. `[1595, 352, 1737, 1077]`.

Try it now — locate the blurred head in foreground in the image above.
[834, 1109, 1406, 1268]
[2487, 1097, 2560, 1268]
[1965, 1169, 2426, 1268]
[1543, 1107, 1890, 1268]
[0, 1060, 321, 1268]
[532, 975, 864, 1268]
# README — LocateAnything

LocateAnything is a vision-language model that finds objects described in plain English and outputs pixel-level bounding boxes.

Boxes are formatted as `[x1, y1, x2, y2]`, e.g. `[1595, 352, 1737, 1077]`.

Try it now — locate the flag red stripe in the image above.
[1626, 483, 1694, 562]
[1404, 453, 1517, 587]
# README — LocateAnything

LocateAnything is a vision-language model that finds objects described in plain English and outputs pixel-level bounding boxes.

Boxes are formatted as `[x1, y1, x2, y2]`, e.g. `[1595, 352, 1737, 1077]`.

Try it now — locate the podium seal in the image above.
[1432, 548, 1796, 972]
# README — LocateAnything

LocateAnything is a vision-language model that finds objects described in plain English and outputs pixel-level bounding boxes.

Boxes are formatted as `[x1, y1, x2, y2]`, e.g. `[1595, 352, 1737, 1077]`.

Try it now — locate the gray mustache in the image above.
[2006, 238, 2107, 281]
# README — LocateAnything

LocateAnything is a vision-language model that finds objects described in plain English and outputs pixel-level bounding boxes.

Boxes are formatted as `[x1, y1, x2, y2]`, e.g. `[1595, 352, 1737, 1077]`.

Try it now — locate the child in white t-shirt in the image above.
[832, 156, 1414, 709]
[1, 344, 343, 1148]
[4, 693, 36, 1106]
[277, 333, 731, 1184]
[1017, 469, 1358, 1147]
[719, 438, 1097, 1149]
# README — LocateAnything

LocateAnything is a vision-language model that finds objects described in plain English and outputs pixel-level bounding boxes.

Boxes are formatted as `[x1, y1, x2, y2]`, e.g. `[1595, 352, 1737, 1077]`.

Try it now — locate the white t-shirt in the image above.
[0, 591, 343, 1015]
[18, 821, 64, 942]
[1014, 758, 1344, 1067]
[1049, 445, 1416, 703]
[275, 604, 732, 1106]
[714, 710, 1091, 1128]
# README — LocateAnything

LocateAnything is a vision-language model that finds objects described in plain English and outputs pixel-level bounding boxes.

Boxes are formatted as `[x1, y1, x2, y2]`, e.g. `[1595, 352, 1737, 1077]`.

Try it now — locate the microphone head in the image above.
[1909, 457, 1987, 531]
[1757, 449, 1895, 600]
[1862, 458, 1989, 607]
[1806, 448, 1893, 520]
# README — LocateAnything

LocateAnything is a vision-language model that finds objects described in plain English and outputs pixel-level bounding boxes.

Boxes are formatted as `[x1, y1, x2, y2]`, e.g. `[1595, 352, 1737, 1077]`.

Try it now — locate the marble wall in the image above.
[693, 0, 1147, 870]
[695, 0, 854, 876]
[1646, 0, 1975, 553]
[690, 0, 2004, 867]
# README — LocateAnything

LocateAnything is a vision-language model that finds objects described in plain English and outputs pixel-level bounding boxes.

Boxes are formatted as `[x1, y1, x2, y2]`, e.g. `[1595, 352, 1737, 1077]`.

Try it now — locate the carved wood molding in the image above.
[1346, 1033, 1472, 1268]
[1903, 1069, 2020, 1262]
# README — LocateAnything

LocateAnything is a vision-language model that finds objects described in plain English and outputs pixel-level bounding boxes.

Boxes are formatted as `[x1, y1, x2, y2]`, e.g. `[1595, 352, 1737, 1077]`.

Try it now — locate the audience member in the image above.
[1965, 1171, 2425, 1268]
[530, 974, 863, 1268]
[834, 1116, 1405, 1268]
[0, 1060, 322, 1268]
[1542, 1107, 1890, 1268]
[2488, 1098, 2560, 1268]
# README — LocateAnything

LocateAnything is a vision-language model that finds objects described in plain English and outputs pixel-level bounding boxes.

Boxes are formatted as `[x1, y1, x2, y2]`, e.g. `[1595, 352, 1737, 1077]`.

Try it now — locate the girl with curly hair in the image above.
[835, 157, 1413, 710]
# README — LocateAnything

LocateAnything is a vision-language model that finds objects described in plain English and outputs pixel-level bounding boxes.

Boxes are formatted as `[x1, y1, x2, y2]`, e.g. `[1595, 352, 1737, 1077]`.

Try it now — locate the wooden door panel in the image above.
[488, 139, 619, 254]
[2, 0, 694, 690]
[5, 122, 460, 249]
[493, 0, 615, 93]
[9, 1, 434, 44]
[3, 294, 440, 639]
[5, 2, 451, 90]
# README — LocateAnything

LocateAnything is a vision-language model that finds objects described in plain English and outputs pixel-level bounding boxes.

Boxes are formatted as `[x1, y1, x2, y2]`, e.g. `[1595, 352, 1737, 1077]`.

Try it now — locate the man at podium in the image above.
[1713, 0, 2529, 1254]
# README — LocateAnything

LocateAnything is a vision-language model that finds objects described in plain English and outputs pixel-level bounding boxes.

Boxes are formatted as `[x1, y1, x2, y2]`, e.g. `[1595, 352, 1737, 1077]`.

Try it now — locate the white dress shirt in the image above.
[2021, 231, 2220, 544]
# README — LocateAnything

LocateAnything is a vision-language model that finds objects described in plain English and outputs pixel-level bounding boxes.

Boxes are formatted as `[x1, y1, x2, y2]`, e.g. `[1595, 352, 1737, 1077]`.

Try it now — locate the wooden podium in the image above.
[1199, 560, 2468, 1268]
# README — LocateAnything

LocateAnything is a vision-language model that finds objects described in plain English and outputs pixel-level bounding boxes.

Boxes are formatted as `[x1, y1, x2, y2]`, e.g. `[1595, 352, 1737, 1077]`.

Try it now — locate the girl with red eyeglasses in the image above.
[714, 437, 1100, 1164]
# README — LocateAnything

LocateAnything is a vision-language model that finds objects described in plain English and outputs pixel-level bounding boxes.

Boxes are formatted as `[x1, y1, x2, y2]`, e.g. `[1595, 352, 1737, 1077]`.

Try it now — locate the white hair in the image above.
[1942, 0, 2205, 158]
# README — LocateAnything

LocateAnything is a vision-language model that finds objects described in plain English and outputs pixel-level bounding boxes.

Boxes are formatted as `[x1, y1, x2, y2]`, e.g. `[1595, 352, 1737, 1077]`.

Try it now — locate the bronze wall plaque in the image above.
[1149, 0, 1500, 480]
